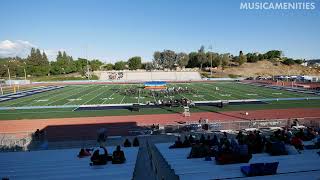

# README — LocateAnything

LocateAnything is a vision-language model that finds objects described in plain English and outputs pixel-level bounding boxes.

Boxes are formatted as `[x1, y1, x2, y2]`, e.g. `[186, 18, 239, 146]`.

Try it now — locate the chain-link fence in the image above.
[182, 117, 320, 131]
[0, 132, 33, 152]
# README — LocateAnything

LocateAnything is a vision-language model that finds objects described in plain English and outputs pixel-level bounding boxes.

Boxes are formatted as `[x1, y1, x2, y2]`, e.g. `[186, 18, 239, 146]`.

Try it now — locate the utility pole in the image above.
[208, 44, 213, 76]
[86, 45, 90, 80]
[23, 62, 27, 81]
[0, 83, 3, 95]
[4, 65, 11, 86]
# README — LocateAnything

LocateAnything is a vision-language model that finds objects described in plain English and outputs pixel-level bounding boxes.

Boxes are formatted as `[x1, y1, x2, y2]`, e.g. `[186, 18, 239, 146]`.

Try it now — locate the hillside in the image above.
[210, 60, 320, 78]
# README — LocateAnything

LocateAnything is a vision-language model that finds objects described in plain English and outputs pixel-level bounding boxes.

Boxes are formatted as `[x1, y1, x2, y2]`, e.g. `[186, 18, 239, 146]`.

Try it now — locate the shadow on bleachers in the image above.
[24, 121, 145, 150]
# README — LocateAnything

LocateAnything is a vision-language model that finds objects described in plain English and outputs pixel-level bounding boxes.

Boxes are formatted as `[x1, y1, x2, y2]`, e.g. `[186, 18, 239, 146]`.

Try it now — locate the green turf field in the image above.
[0, 81, 319, 120]
[0, 82, 317, 108]
[0, 99, 320, 120]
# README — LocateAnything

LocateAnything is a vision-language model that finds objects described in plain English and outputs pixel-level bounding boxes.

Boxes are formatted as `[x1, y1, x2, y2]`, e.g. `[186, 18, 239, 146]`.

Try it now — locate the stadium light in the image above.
[3, 64, 11, 87]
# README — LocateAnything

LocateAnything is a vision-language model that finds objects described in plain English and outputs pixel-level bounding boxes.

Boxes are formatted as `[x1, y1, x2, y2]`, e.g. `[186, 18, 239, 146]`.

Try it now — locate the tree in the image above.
[114, 61, 126, 70]
[26, 48, 50, 76]
[264, 50, 282, 59]
[90, 59, 103, 71]
[238, 51, 247, 66]
[206, 52, 219, 68]
[74, 58, 89, 75]
[153, 50, 177, 69]
[197, 46, 207, 69]
[128, 56, 142, 70]
[246, 53, 259, 63]
[283, 58, 295, 65]
[101, 63, 114, 70]
[221, 54, 230, 69]
[176, 53, 189, 68]
[55, 51, 76, 74]
[197, 52, 207, 69]
[143, 62, 154, 71]
[186, 52, 199, 68]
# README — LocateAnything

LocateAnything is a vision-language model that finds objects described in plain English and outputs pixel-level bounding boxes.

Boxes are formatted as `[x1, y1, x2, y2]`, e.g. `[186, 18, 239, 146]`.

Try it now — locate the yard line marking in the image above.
[120, 96, 126, 104]
[64, 85, 105, 105]
[102, 92, 115, 104]
[184, 83, 207, 101]
[4, 86, 74, 107]
[47, 86, 96, 106]
[187, 83, 215, 100]
[81, 86, 110, 105]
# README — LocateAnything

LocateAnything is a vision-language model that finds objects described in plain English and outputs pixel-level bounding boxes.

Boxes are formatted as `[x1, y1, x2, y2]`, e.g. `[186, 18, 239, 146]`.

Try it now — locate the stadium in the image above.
[1, 1, 320, 180]
[1, 70, 320, 179]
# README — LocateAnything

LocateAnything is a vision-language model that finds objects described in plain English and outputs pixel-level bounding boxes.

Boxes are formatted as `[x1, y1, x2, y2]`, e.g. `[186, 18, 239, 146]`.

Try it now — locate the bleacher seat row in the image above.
[0, 147, 139, 180]
[154, 143, 320, 180]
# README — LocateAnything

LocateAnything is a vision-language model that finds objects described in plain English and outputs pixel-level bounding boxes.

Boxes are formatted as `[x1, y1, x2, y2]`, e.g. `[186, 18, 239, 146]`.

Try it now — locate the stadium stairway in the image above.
[132, 138, 156, 180]
[0, 146, 138, 180]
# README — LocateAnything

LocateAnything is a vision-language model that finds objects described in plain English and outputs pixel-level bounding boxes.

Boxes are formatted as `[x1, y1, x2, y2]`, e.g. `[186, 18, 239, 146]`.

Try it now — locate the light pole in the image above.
[23, 62, 27, 81]
[4, 65, 11, 86]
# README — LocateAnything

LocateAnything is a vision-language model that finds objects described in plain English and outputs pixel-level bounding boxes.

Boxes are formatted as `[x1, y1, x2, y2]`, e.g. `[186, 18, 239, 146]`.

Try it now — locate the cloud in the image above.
[0, 40, 36, 58]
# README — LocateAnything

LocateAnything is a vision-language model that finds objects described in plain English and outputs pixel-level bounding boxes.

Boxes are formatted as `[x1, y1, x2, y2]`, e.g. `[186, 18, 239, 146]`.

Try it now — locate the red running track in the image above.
[1, 108, 320, 134]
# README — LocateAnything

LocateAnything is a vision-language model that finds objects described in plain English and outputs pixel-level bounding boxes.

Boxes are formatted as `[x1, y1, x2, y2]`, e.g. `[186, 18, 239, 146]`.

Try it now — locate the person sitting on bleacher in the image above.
[183, 136, 191, 147]
[78, 148, 93, 158]
[90, 147, 109, 165]
[268, 141, 288, 156]
[219, 135, 231, 153]
[205, 135, 212, 146]
[236, 131, 246, 145]
[169, 137, 183, 148]
[291, 135, 304, 150]
[132, 137, 140, 147]
[253, 131, 264, 153]
[212, 134, 219, 146]
[112, 145, 126, 164]
[295, 129, 305, 140]
[305, 128, 316, 141]
[188, 134, 194, 144]
[188, 140, 203, 158]
[200, 134, 206, 144]
[123, 138, 132, 147]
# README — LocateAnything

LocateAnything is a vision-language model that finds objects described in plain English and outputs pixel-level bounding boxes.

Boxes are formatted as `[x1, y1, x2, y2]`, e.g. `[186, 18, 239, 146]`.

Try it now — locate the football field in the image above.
[0, 82, 318, 108]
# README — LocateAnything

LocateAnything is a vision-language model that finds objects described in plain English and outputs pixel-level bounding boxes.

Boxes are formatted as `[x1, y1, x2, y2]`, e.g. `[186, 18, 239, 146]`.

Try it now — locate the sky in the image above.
[0, 0, 319, 62]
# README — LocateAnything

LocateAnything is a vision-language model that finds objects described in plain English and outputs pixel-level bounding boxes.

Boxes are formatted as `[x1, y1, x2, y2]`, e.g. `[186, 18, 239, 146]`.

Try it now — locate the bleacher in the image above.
[154, 143, 320, 180]
[0, 146, 139, 180]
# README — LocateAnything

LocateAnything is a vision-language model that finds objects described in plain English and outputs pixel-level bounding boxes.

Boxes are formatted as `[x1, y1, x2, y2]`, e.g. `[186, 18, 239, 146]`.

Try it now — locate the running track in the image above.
[1, 108, 320, 134]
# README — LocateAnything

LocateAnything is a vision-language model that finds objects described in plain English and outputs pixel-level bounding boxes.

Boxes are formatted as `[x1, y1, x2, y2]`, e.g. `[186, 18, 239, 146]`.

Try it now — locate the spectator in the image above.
[200, 134, 206, 144]
[254, 131, 264, 153]
[183, 136, 191, 147]
[90, 147, 109, 165]
[188, 140, 203, 158]
[236, 131, 245, 145]
[295, 129, 305, 140]
[291, 136, 304, 150]
[132, 137, 140, 147]
[188, 135, 195, 144]
[77, 148, 92, 158]
[212, 134, 219, 146]
[169, 137, 183, 148]
[305, 128, 316, 141]
[112, 145, 126, 164]
[205, 135, 211, 146]
[124, 139, 132, 147]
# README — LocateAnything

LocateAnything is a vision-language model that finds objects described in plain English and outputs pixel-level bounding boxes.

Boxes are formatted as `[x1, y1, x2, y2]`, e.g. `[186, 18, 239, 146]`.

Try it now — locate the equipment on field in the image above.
[131, 103, 140, 112]
[183, 106, 191, 117]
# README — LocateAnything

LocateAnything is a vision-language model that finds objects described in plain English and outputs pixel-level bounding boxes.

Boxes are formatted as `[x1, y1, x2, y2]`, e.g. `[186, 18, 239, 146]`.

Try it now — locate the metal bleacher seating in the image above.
[0, 146, 139, 180]
[154, 143, 320, 180]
